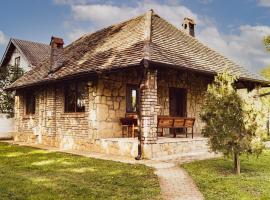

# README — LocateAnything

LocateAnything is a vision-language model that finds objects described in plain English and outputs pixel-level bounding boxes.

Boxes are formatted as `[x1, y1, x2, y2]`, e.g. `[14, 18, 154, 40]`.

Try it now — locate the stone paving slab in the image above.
[154, 151, 221, 164]
[156, 167, 204, 200]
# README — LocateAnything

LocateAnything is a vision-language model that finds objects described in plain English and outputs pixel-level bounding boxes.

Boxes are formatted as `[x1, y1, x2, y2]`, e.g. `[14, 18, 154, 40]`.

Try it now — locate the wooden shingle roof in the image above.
[7, 10, 269, 90]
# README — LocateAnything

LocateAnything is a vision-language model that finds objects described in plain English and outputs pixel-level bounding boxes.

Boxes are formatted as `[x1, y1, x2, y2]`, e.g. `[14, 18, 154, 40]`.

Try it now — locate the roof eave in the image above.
[147, 60, 270, 86]
[6, 63, 144, 91]
[0, 39, 13, 68]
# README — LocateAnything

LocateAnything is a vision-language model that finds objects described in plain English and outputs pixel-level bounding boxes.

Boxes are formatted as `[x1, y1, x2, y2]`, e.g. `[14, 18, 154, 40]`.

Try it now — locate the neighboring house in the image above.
[7, 10, 270, 158]
[0, 38, 50, 138]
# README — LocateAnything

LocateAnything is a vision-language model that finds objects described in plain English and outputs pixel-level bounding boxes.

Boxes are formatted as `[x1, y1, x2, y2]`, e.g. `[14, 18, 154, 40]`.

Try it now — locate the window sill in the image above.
[23, 115, 35, 120]
[61, 112, 86, 118]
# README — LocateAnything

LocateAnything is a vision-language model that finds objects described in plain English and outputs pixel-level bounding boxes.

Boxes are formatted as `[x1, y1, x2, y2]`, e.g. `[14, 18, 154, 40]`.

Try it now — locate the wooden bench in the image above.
[157, 116, 195, 138]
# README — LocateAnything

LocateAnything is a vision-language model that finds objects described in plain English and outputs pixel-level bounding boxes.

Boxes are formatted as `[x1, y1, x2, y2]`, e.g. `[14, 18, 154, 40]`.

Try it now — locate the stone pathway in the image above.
[156, 166, 204, 200]
[3, 141, 208, 200]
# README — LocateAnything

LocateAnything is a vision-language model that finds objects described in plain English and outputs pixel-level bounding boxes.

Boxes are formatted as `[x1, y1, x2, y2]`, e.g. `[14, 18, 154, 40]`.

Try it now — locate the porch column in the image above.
[140, 68, 158, 144]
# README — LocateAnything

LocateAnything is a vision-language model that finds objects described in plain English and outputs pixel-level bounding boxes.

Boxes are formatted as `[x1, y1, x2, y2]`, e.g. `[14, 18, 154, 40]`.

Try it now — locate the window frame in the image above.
[64, 82, 86, 113]
[14, 56, 20, 68]
[25, 90, 36, 115]
[126, 84, 139, 113]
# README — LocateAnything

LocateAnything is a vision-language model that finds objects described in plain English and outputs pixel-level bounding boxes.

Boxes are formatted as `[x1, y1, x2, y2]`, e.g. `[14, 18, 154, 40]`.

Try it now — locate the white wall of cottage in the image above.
[0, 47, 31, 138]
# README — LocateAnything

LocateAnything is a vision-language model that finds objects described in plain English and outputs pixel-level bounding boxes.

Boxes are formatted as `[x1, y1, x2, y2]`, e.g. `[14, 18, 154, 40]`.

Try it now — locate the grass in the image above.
[263, 135, 270, 141]
[0, 142, 161, 200]
[182, 150, 270, 200]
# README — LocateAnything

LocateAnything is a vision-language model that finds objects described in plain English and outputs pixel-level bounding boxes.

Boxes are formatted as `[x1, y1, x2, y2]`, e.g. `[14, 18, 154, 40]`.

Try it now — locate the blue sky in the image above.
[1, 0, 270, 73]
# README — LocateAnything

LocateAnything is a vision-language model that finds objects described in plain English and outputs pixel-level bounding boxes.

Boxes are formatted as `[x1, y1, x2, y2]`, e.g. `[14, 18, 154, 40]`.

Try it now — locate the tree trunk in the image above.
[234, 152, 240, 175]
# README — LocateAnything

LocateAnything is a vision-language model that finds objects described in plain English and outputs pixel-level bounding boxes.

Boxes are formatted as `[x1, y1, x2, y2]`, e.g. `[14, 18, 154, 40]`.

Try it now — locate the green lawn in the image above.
[0, 142, 161, 200]
[182, 150, 270, 200]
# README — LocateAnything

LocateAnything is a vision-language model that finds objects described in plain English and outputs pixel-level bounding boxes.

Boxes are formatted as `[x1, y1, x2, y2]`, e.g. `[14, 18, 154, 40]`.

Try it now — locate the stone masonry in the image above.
[140, 68, 158, 143]
[14, 67, 209, 158]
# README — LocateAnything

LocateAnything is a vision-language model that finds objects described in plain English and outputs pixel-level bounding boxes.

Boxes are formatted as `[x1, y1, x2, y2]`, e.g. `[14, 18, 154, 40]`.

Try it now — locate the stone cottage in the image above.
[7, 10, 269, 159]
[0, 38, 50, 138]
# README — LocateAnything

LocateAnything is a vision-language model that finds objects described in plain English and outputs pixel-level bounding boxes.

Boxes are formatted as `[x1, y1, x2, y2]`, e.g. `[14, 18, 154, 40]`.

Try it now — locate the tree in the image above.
[200, 71, 267, 175]
[0, 64, 24, 118]
[260, 36, 270, 135]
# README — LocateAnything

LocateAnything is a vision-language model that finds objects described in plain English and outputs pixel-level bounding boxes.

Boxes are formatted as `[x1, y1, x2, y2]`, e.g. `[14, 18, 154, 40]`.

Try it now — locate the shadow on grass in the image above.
[0, 142, 161, 200]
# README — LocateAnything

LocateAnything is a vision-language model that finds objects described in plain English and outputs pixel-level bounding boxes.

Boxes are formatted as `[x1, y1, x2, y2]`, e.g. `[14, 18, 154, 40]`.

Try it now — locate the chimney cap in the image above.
[50, 36, 64, 46]
[183, 17, 196, 25]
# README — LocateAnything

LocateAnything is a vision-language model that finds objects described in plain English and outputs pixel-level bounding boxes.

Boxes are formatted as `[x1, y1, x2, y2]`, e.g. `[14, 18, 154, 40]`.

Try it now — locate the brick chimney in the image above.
[50, 36, 64, 72]
[182, 18, 196, 37]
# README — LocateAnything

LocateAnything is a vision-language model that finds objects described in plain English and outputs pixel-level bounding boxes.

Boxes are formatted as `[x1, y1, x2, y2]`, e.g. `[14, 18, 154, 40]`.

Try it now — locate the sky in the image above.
[1, 0, 270, 73]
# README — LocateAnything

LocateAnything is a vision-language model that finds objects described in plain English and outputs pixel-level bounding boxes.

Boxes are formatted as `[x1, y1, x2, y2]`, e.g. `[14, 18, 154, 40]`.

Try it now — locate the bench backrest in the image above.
[157, 116, 195, 128]
[158, 118, 174, 128]
[185, 118, 195, 128]
[173, 118, 185, 128]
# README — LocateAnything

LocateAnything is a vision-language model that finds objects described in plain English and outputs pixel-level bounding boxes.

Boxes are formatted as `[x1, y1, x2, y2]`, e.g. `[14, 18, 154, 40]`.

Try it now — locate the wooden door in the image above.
[169, 88, 187, 134]
[169, 88, 187, 117]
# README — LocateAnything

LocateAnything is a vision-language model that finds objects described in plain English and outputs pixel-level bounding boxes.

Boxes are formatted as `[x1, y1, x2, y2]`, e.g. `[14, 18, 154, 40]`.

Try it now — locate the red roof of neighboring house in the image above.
[0, 38, 50, 69]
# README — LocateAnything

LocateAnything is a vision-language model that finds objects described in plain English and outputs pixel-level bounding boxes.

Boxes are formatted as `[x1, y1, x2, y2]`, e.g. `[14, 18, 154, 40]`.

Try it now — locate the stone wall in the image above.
[14, 67, 209, 154]
[157, 69, 209, 135]
[14, 69, 142, 150]
[89, 69, 142, 139]
[14, 84, 91, 148]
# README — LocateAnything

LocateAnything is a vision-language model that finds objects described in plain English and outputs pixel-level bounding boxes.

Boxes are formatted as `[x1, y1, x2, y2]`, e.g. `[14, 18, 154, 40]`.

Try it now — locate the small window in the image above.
[15, 57, 20, 68]
[25, 91, 35, 115]
[126, 85, 138, 113]
[64, 82, 86, 113]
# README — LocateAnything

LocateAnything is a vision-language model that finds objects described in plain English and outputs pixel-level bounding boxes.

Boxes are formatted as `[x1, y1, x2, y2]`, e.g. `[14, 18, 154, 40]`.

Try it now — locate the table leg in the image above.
[132, 124, 134, 138]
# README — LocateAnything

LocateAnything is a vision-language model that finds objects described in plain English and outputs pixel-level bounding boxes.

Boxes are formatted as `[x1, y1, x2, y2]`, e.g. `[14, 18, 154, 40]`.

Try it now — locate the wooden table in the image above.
[120, 117, 138, 138]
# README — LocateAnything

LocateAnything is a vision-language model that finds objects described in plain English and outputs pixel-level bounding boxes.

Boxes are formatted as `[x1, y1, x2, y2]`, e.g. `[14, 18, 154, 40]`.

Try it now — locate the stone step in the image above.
[150, 137, 211, 158]
[152, 151, 221, 164]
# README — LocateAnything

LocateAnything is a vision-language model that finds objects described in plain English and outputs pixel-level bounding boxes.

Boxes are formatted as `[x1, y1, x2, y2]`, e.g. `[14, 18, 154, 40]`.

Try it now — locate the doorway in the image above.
[169, 88, 187, 135]
[169, 88, 187, 117]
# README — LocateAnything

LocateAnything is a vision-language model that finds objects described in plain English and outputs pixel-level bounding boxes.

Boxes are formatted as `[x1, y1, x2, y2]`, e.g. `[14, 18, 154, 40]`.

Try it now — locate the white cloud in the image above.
[67, 28, 88, 41]
[197, 25, 270, 72]
[0, 31, 8, 46]
[257, 0, 270, 7]
[70, 1, 202, 30]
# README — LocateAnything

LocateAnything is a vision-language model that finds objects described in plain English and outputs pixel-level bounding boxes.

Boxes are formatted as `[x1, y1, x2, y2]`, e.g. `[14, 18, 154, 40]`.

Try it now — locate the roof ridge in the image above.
[11, 38, 49, 47]
[65, 13, 147, 49]
[142, 9, 153, 61]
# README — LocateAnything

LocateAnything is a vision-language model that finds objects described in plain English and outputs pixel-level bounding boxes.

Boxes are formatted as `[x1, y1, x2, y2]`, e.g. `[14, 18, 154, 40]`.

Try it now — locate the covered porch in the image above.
[113, 64, 207, 158]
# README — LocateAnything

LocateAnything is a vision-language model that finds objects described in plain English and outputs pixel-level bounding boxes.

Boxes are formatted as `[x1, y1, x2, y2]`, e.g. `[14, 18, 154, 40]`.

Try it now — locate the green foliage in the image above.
[182, 150, 270, 200]
[263, 35, 270, 52]
[0, 143, 161, 200]
[0, 64, 24, 118]
[260, 67, 270, 119]
[200, 71, 267, 173]
[261, 66, 270, 80]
